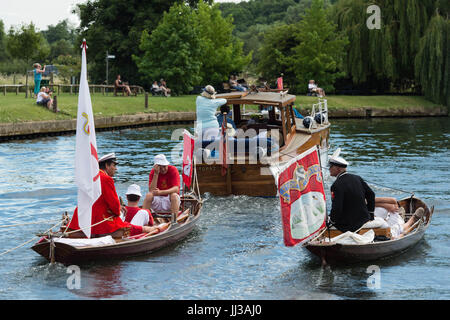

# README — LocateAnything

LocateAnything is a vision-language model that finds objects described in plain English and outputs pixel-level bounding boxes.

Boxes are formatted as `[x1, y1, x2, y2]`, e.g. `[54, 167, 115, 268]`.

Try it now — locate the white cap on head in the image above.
[154, 154, 170, 166]
[328, 148, 348, 168]
[126, 184, 142, 197]
[98, 152, 117, 163]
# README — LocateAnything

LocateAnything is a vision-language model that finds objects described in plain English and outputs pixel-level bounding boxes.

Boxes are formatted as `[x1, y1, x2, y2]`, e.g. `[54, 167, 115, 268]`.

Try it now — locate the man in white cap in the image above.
[142, 154, 181, 221]
[123, 184, 154, 227]
[328, 148, 375, 232]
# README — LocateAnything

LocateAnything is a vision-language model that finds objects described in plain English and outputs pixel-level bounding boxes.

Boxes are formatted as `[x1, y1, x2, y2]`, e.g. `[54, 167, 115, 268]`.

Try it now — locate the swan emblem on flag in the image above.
[82, 112, 90, 135]
[183, 155, 191, 176]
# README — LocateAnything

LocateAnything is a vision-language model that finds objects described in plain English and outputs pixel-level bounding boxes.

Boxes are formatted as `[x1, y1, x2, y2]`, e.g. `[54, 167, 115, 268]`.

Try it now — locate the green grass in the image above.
[0, 92, 446, 124]
[0, 93, 196, 123]
[294, 95, 444, 110]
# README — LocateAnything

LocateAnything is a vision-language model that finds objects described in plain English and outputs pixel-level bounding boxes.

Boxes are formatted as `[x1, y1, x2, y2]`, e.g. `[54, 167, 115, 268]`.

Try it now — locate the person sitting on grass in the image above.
[36, 87, 54, 110]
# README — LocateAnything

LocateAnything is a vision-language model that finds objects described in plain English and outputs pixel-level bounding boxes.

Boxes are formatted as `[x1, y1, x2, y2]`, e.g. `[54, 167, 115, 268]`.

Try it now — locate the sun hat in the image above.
[201, 85, 216, 99]
[126, 184, 142, 197]
[154, 154, 170, 166]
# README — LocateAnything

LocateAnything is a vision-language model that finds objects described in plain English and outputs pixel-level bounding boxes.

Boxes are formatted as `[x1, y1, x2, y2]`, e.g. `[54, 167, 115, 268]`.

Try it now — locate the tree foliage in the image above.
[134, 1, 250, 94]
[6, 23, 50, 71]
[415, 14, 449, 106]
[134, 3, 202, 94]
[257, 0, 347, 93]
[75, 0, 210, 85]
[331, 0, 436, 91]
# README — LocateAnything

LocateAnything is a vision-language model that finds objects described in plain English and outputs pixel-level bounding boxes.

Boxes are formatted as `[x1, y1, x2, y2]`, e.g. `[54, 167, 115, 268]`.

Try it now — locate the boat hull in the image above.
[305, 197, 433, 265]
[32, 207, 201, 265]
[305, 226, 427, 264]
[197, 127, 330, 197]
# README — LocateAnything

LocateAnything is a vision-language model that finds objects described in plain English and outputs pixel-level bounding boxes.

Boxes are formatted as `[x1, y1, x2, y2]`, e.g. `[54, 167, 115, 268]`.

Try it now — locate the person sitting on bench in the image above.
[114, 75, 132, 96]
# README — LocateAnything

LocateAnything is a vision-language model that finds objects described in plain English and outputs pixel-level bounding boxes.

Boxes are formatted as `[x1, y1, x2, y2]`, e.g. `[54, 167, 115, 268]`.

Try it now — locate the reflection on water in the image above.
[0, 117, 449, 299]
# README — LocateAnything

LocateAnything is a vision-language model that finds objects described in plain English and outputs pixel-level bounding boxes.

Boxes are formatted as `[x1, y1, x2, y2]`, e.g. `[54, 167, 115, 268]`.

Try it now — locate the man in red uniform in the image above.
[142, 154, 180, 222]
[68, 153, 152, 237]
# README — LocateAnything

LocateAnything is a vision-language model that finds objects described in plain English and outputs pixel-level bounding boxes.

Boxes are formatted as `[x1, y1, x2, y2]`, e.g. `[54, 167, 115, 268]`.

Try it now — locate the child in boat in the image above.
[123, 184, 154, 227]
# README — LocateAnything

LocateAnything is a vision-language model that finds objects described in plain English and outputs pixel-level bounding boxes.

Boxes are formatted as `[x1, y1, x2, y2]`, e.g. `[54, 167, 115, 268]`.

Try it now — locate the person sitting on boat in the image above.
[123, 184, 154, 227]
[374, 197, 425, 238]
[195, 85, 228, 141]
[67, 153, 155, 237]
[142, 154, 180, 222]
[328, 149, 375, 233]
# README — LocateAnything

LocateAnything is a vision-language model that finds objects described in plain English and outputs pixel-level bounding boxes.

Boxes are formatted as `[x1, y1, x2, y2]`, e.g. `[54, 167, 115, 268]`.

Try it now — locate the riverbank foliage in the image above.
[0, 93, 444, 124]
[0, 0, 448, 105]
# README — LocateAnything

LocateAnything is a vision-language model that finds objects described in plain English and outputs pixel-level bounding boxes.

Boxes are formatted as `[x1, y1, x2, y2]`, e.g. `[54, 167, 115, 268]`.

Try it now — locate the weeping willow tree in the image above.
[415, 14, 449, 106]
[331, 0, 436, 91]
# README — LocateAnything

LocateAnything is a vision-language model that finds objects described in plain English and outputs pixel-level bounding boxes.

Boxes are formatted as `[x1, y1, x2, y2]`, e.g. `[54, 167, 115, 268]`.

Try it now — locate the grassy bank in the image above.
[0, 92, 446, 123]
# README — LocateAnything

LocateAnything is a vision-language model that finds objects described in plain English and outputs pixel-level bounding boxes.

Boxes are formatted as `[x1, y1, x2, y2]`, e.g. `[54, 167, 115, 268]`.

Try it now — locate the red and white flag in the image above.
[276, 147, 326, 246]
[182, 130, 195, 189]
[74, 40, 101, 238]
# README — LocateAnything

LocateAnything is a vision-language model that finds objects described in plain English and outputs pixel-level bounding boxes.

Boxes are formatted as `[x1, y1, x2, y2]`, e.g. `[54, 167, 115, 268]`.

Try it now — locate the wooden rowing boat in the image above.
[31, 195, 202, 265]
[304, 196, 434, 265]
[196, 91, 330, 197]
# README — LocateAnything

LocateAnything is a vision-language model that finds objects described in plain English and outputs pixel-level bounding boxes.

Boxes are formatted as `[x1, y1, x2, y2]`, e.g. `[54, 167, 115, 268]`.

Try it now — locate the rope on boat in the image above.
[60, 216, 113, 238]
[0, 219, 63, 257]
[0, 219, 61, 229]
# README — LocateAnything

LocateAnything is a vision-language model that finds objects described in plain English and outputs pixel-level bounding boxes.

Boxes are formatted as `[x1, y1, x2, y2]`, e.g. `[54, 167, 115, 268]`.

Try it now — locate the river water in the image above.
[0, 117, 448, 300]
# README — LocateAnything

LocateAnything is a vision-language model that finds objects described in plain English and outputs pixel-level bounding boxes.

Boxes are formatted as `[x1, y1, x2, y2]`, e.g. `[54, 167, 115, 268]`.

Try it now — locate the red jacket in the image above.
[68, 170, 129, 236]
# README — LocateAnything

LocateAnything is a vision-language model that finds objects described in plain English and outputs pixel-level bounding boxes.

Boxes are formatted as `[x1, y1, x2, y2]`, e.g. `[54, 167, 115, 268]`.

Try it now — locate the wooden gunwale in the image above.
[32, 199, 202, 264]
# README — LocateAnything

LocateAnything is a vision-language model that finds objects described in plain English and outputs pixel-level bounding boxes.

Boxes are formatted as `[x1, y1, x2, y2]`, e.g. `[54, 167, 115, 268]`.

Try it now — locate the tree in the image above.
[75, 0, 210, 85]
[133, 3, 203, 94]
[331, 0, 436, 91]
[6, 23, 50, 72]
[195, 1, 251, 86]
[288, 0, 348, 93]
[415, 14, 449, 106]
[257, 0, 347, 93]
[0, 20, 8, 62]
[257, 24, 299, 86]
[134, 1, 250, 93]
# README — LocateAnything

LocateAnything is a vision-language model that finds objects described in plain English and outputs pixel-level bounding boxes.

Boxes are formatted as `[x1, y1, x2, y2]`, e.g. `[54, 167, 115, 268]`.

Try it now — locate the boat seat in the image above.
[326, 227, 391, 239]
[196, 136, 278, 156]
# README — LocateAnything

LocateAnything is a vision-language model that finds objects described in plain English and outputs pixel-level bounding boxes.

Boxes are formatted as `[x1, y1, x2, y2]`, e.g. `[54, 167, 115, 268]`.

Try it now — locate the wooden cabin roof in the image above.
[216, 91, 296, 108]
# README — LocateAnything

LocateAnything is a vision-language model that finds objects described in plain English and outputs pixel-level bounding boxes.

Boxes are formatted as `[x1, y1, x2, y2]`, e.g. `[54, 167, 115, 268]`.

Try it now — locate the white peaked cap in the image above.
[98, 152, 117, 163]
[154, 154, 170, 166]
[328, 148, 349, 167]
[126, 184, 142, 197]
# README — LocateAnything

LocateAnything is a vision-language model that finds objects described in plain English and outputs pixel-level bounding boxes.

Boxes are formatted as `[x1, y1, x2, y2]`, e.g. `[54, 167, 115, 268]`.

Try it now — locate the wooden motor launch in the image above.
[195, 90, 330, 197]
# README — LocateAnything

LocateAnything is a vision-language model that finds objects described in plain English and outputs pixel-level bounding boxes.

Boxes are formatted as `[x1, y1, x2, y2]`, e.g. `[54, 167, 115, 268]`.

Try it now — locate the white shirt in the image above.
[36, 92, 48, 103]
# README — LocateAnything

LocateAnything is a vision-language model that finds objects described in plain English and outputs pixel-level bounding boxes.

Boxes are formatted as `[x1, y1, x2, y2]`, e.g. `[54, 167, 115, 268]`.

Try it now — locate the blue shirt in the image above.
[34, 69, 42, 81]
[195, 96, 227, 132]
